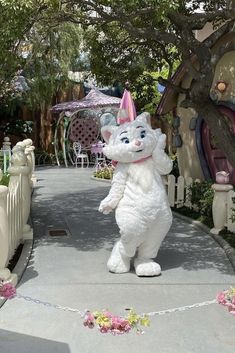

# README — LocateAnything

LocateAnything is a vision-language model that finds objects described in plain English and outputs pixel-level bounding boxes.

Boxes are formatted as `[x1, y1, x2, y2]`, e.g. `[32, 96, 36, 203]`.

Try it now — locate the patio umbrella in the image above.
[117, 89, 137, 124]
[51, 88, 121, 114]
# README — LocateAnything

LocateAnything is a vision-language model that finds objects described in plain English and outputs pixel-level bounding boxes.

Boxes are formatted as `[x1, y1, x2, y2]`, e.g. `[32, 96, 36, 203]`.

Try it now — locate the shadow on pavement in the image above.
[158, 219, 231, 273]
[31, 187, 118, 251]
[30, 183, 234, 276]
[0, 329, 71, 353]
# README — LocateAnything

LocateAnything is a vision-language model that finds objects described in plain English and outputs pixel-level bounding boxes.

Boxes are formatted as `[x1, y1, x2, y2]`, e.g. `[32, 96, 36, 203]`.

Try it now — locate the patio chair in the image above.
[95, 150, 106, 166]
[91, 141, 106, 168]
[73, 142, 89, 168]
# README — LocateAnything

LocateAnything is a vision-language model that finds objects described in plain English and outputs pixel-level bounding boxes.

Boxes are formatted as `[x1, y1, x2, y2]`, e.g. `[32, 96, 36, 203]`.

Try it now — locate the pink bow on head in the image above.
[117, 89, 137, 125]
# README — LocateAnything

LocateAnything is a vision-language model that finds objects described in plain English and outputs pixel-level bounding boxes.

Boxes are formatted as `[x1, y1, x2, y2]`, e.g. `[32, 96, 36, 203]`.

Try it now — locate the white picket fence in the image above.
[165, 174, 235, 233]
[0, 138, 35, 287]
[6, 175, 23, 262]
[164, 174, 201, 209]
[0, 137, 11, 173]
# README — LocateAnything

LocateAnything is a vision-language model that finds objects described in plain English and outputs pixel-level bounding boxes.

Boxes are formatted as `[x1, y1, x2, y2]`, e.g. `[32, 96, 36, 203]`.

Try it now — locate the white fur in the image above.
[99, 112, 172, 276]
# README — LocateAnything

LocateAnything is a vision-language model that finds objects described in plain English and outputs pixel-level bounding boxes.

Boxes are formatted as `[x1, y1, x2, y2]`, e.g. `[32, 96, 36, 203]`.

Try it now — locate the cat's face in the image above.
[101, 112, 158, 163]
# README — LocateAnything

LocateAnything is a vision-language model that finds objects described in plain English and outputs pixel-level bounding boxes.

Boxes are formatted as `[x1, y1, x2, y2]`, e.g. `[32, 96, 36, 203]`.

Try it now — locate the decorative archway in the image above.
[51, 89, 121, 167]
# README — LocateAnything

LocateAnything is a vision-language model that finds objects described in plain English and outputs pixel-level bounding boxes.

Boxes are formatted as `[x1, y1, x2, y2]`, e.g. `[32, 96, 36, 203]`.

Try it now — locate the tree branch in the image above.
[204, 20, 235, 48]
[168, 8, 235, 31]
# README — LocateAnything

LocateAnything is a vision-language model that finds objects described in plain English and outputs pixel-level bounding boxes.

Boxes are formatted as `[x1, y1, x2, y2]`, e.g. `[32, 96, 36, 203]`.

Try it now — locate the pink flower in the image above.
[217, 288, 235, 316]
[83, 308, 149, 334]
[0, 283, 16, 299]
[216, 292, 227, 305]
[111, 316, 122, 328]
[99, 326, 110, 334]
[83, 312, 95, 329]
[86, 312, 95, 321]
[103, 311, 113, 318]
[228, 306, 235, 315]
[110, 317, 132, 334]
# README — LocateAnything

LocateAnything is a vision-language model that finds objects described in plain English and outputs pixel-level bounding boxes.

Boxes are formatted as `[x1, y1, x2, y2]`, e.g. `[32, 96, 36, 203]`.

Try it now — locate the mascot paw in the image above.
[107, 241, 130, 273]
[98, 202, 113, 215]
[156, 133, 166, 150]
[134, 258, 161, 277]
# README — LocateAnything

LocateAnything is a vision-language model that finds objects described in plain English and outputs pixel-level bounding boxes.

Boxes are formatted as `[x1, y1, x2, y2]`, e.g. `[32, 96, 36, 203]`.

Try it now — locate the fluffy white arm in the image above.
[99, 164, 128, 214]
[152, 134, 173, 175]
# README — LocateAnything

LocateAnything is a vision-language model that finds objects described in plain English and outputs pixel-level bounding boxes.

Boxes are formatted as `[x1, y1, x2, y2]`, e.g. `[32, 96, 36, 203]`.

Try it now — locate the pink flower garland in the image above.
[216, 287, 235, 315]
[0, 280, 234, 334]
[83, 309, 150, 335]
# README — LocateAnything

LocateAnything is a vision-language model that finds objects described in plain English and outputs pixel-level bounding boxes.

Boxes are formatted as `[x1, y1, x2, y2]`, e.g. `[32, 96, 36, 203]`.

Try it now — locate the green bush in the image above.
[0, 120, 33, 137]
[94, 165, 114, 180]
[170, 154, 179, 178]
[174, 180, 214, 229]
[0, 173, 10, 186]
[189, 180, 214, 218]
[229, 196, 235, 224]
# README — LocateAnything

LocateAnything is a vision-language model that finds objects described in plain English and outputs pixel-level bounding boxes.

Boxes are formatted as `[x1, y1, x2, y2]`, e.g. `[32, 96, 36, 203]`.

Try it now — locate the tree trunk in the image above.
[39, 102, 53, 153]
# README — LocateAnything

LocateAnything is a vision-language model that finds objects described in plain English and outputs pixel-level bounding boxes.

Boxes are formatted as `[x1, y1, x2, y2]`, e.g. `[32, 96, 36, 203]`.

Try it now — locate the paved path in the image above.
[0, 167, 234, 353]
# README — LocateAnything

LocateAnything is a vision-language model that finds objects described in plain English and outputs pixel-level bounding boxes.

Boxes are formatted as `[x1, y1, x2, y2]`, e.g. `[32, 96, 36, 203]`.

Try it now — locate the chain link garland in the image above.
[146, 299, 217, 316]
[1, 284, 234, 334]
[16, 294, 86, 317]
[16, 293, 217, 318]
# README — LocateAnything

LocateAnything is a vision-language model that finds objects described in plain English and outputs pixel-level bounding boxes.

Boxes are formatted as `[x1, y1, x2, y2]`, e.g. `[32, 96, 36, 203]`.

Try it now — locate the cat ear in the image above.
[136, 112, 151, 126]
[101, 125, 118, 143]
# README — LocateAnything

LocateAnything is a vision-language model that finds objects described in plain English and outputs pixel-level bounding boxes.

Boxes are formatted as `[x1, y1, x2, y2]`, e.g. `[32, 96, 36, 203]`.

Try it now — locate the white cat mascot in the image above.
[99, 112, 172, 276]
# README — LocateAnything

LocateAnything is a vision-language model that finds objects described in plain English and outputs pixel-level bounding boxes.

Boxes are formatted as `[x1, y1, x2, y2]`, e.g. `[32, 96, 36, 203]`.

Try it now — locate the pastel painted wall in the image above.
[176, 94, 204, 180]
[210, 51, 235, 104]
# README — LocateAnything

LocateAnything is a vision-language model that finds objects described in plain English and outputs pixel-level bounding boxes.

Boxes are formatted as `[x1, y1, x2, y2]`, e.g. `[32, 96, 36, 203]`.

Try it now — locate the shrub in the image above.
[0, 173, 10, 186]
[189, 180, 214, 218]
[0, 120, 33, 137]
[170, 154, 179, 178]
[94, 165, 114, 180]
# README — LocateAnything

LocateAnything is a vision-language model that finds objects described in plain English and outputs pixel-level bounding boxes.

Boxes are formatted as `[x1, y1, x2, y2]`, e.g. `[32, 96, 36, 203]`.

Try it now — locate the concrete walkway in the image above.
[0, 167, 235, 353]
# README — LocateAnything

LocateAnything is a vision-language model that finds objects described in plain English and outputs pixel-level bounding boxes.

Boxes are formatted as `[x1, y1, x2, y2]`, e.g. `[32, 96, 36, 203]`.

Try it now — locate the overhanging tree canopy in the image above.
[1, 0, 235, 167]
[59, 0, 235, 168]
